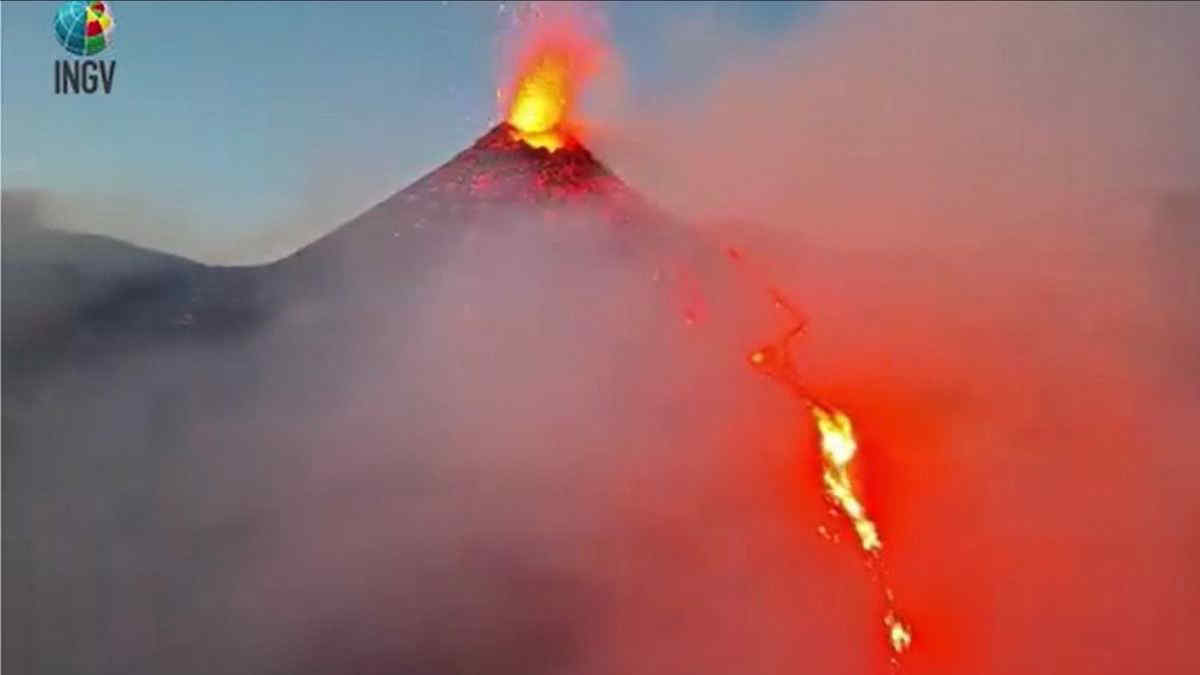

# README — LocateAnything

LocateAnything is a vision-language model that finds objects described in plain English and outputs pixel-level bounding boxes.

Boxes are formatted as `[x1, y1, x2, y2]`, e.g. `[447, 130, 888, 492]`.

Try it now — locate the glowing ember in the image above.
[886, 611, 914, 654]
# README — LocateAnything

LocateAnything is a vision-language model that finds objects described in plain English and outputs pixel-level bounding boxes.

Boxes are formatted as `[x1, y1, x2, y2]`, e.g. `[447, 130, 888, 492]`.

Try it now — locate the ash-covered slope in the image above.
[315, 122, 656, 248]
[392, 122, 643, 211]
[275, 123, 668, 298]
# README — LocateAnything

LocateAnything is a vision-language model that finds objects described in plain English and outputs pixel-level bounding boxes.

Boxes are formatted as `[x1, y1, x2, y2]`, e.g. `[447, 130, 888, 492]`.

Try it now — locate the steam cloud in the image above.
[5, 3, 1199, 675]
[597, 2, 1200, 671]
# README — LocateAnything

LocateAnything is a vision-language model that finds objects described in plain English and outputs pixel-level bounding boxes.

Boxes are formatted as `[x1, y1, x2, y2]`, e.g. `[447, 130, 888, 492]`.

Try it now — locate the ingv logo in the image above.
[52, 1, 117, 94]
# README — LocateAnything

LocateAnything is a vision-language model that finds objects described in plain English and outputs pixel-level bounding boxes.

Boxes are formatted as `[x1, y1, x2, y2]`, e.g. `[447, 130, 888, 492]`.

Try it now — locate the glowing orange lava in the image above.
[500, 16, 606, 152]
[811, 404, 881, 552]
[507, 51, 572, 151]
[741, 276, 913, 662]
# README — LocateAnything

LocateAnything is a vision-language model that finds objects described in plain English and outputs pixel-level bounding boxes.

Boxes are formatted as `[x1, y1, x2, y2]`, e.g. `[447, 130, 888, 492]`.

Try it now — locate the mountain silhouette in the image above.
[1, 123, 708, 675]
[2, 123, 671, 380]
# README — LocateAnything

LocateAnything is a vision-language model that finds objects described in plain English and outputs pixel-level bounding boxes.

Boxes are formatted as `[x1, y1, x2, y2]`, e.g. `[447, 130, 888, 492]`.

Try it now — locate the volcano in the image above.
[7, 23, 671, 364]
[320, 122, 650, 239]
[2, 118, 676, 386]
[275, 122, 667, 301]
[3, 112, 696, 675]
[384, 122, 642, 213]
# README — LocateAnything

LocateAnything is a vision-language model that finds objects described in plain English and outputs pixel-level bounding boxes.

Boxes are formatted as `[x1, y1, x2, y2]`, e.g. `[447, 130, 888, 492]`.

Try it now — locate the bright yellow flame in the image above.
[811, 405, 882, 553]
[885, 611, 913, 654]
[507, 53, 569, 151]
[812, 406, 857, 465]
[742, 296, 916, 661]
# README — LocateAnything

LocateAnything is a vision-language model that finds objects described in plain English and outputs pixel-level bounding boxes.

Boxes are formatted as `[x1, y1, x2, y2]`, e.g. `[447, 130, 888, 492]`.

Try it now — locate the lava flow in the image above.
[745, 277, 914, 662]
[497, 17, 917, 666]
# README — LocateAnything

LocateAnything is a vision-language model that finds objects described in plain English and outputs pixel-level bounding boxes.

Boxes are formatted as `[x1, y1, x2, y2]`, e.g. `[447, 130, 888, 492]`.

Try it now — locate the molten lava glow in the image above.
[808, 404, 912, 657]
[500, 12, 606, 153]
[811, 405, 882, 552]
[886, 611, 914, 654]
[507, 52, 570, 151]
[812, 405, 858, 467]
[738, 272, 914, 661]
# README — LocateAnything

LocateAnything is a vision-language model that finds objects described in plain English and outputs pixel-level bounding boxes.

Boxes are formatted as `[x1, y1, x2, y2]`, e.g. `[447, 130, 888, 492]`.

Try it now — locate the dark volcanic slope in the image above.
[266, 123, 672, 305]
[279, 123, 662, 289]
[313, 122, 654, 252]
[2, 226, 276, 381]
[405, 122, 640, 208]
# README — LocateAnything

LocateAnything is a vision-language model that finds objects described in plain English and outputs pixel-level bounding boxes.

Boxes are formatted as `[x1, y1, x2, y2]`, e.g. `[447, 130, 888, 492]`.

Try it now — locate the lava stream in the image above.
[742, 268, 914, 662]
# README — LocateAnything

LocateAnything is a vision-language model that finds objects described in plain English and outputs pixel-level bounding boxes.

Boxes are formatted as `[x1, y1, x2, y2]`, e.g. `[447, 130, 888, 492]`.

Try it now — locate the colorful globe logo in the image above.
[54, 1, 115, 57]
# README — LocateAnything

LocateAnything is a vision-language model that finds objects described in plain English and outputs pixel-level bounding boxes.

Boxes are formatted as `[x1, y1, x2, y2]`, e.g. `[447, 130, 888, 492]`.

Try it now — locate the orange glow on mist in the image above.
[740, 276, 914, 660]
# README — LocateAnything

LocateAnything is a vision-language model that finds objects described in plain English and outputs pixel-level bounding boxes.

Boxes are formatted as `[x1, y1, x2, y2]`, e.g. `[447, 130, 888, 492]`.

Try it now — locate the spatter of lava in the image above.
[506, 51, 573, 151]
[497, 8, 610, 153]
[501, 23, 603, 153]
[741, 265, 914, 661]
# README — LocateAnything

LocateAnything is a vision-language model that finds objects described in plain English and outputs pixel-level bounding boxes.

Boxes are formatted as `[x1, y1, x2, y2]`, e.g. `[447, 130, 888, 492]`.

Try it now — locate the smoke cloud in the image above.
[592, 2, 1200, 672]
[5, 3, 1199, 675]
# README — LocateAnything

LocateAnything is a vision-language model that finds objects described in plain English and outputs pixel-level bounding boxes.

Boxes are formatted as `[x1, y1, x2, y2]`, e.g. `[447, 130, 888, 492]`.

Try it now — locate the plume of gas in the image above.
[594, 4, 1200, 672]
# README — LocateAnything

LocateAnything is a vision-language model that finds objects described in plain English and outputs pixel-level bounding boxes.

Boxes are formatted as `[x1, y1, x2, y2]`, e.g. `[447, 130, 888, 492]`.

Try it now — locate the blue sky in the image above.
[2, 1, 819, 261]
